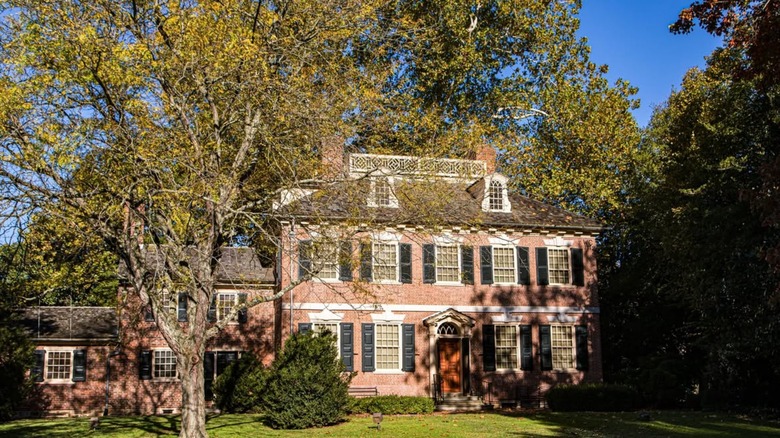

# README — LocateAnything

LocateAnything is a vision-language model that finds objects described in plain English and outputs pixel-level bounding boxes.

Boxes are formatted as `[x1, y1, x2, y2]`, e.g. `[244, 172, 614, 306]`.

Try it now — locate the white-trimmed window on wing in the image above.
[153, 349, 178, 379]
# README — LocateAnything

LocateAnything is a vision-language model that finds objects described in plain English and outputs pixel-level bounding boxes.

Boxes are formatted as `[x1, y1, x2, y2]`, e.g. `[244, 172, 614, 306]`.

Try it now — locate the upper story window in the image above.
[492, 246, 516, 284]
[537, 245, 584, 286]
[359, 237, 412, 284]
[373, 243, 398, 281]
[368, 176, 398, 208]
[435, 245, 460, 282]
[480, 245, 530, 285]
[489, 180, 503, 211]
[299, 239, 354, 282]
[547, 248, 570, 284]
[422, 243, 474, 285]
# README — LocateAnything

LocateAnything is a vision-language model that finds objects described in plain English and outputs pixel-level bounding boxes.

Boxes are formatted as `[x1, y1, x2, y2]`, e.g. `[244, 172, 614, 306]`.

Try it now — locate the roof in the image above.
[16, 307, 118, 342]
[278, 176, 602, 233]
[119, 247, 275, 285]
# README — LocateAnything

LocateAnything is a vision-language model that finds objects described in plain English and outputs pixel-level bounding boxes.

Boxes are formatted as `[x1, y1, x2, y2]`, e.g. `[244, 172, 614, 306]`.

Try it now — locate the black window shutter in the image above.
[144, 304, 154, 322]
[298, 240, 312, 280]
[362, 323, 375, 372]
[340, 323, 354, 372]
[536, 248, 549, 286]
[482, 324, 496, 372]
[576, 325, 589, 371]
[207, 296, 217, 322]
[359, 243, 372, 281]
[216, 351, 239, 375]
[72, 349, 87, 382]
[517, 247, 530, 285]
[139, 350, 152, 380]
[422, 244, 436, 284]
[204, 351, 215, 401]
[402, 324, 415, 372]
[520, 325, 533, 371]
[461, 338, 471, 394]
[461, 246, 474, 284]
[177, 293, 188, 322]
[400, 243, 413, 284]
[571, 248, 585, 286]
[32, 350, 45, 382]
[298, 322, 312, 334]
[339, 241, 353, 281]
[540, 325, 552, 370]
[237, 293, 248, 324]
[480, 246, 493, 285]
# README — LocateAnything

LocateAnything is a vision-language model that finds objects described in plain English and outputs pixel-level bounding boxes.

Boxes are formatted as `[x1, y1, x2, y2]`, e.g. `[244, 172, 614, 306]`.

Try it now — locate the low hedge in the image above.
[546, 383, 640, 412]
[347, 395, 435, 415]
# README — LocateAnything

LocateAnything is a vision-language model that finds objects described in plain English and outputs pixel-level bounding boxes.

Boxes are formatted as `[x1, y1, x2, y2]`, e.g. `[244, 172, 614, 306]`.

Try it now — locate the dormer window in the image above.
[489, 180, 503, 211]
[368, 175, 398, 208]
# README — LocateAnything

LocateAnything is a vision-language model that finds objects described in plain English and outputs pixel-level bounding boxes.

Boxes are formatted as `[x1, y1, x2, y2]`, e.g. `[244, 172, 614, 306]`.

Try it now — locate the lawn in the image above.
[1, 411, 779, 437]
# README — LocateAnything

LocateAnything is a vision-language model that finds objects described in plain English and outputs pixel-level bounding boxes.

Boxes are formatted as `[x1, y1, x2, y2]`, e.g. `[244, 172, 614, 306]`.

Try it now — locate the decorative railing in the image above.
[349, 153, 486, 179]
[432, 374, 443, 404]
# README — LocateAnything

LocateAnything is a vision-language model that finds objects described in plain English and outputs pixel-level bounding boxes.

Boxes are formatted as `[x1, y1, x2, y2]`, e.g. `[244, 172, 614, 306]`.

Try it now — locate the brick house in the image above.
[21, 145, 602, 414]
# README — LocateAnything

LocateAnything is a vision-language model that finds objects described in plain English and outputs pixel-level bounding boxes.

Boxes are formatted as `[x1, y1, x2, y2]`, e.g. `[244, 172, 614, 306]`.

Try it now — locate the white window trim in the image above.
[550, 325, 576, 371]
[152, 349, 178, 381]
[481, 174, 511, 213]
[217, 292, 240, 324]
[310, 308, 344, 358]
[374, 323, 403, 373]
[372, 241, 401, 284]
[494, 325, 520, 372]
[492, 245, 517, 285]
[435, 244, 462, 285]
[367, 175, 399, 208]
[546, 247, 572, 286]
[42, 347, 74, 384]
[310, 239, 341, 282]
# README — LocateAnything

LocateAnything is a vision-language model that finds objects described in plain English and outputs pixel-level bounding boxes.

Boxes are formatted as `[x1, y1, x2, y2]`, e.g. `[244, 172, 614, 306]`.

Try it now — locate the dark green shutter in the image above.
[72, 349, 86, 382]
[204, 352, 215, 401]
[536, 248, 549, 286]
[144, 305, 154, 322]
[362, 323, 375, 372]
[402, 324, 415, 372]
[482, 324, 496, 372]
[32, 350, 45, 382]
[520, 325, 533, 371]
[571, 248, 585, 286]
[461, 338, 471, 393]
[207, 296, 217, 322]
[517, 247, 530, 285]
[422, 244, 436, 284]
[298, 240, 312, 280]
[461, 246, 474, 284]
[237, 293, 247, 324]
[298, 322, 312, 334]
[540, 325, 552, 370]
[216, 351, 238, 375]
[480, 246, 493, 285]
[576, 325, 589, 370]
[340, 323, 354, 372]
[360, 243, 372, 281]
[139, 350, 152, 380]
[339, 241, 353, 281]
[177, 293, 188, 322]
[400, 243, 413, 284]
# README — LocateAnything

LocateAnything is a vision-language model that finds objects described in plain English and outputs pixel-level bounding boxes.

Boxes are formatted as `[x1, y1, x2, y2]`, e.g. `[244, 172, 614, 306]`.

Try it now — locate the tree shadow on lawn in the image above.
[493, 410, 780, 437]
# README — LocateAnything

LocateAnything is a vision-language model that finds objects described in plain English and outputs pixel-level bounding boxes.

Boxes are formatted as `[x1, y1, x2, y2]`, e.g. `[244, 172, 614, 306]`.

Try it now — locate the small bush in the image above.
[212, 354, 267, 413]
[262, 332, 351, 429]
[546, 383, 640, 412]
[347, 395, 435, 415]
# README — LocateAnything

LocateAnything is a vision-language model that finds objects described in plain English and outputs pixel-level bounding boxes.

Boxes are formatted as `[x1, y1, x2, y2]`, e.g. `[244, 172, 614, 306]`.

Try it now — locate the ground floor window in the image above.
[551, 325, 575, 369]
[375, 324, 400, 370]
[153, 350, 177, 379]
[495, 325, 518, 369]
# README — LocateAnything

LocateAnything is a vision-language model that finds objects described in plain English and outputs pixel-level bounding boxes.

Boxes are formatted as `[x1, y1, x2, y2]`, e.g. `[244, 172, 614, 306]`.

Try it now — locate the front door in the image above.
[438, 339, 461, 393]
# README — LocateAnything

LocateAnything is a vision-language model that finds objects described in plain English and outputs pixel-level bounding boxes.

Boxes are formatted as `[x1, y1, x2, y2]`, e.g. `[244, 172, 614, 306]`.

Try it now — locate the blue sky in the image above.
[577, 1, 722, 127]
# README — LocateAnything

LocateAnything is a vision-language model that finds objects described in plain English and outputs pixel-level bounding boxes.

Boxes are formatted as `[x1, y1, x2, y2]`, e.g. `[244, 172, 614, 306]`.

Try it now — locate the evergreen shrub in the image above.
[212, 354, 267, 413]
[347, 395, 435, 414]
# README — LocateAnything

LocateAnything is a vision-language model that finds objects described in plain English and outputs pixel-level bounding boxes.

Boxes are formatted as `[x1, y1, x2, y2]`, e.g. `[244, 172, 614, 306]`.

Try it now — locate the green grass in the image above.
[1, 411, 779, 437]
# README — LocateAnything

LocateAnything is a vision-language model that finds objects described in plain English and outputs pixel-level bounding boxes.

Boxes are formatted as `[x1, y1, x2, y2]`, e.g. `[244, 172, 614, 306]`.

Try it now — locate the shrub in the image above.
[262, 332, 351, 429]
[546, 383, 640, 412]
[212, 354, 267, 413]
[347, 396, 435, 415]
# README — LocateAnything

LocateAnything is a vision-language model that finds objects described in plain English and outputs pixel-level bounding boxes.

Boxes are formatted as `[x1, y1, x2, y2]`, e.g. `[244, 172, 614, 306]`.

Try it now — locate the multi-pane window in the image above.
[46, 351, 72, 380]
[551, 326, 575, 369]
[375, 324, 400, 370]
[436, 246, 460, 282]
[495, 326, 518, 369]
[313, 322, 340, 356]
[218, 293, 238, 321]
[160, 289, 177, 315]
[493, 247, 516, 283]
[153, 350, 177, 379]
[373, 243, 398, 281]
[548, 248, 570, 284]
[313, 241, 339, 280]
[489, 180, 503, 211]
[375, 178, 392, 207]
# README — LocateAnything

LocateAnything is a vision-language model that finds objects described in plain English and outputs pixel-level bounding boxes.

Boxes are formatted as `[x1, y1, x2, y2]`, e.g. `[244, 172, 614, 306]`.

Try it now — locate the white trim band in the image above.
[282, 303, 600, 314]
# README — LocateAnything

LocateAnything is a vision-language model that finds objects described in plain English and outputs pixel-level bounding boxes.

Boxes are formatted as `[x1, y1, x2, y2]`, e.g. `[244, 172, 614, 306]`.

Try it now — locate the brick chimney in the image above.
[321, 135, 345, 180]
[476, 144, 497, 174]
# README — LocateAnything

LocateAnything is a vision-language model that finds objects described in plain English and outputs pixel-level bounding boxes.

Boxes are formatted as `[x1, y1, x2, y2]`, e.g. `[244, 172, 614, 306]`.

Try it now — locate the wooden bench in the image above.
[348, 386, 379, 398]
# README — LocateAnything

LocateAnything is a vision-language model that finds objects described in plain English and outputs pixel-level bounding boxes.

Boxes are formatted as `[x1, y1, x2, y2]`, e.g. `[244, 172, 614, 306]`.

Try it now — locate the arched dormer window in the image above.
[489, 180, 503, 211]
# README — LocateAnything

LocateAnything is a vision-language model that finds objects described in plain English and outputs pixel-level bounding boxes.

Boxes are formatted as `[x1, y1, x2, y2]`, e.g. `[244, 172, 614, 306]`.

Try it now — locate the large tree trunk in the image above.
[179, 353, 207, 438]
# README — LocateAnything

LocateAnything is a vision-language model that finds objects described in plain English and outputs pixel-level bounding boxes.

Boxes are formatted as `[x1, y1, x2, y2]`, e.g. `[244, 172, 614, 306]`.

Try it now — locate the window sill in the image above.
[372, 369, 405, 375]
[434, 281, 466, 287]
[493, 368, 521, 374]
[314, 278, 342, 284]
[39, 380, 75, 385]
[152, 377, 179, 382]
[372, 280, 402, 285]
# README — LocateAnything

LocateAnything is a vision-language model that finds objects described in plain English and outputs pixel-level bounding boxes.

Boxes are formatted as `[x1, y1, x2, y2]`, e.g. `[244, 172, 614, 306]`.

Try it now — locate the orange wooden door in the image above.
[438, 339, 461, 393]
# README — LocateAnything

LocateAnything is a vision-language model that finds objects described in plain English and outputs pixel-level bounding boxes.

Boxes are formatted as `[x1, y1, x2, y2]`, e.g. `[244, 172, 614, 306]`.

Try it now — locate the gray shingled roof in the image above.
[279, 177, 601, 232]
[17, 307, 118, 342]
